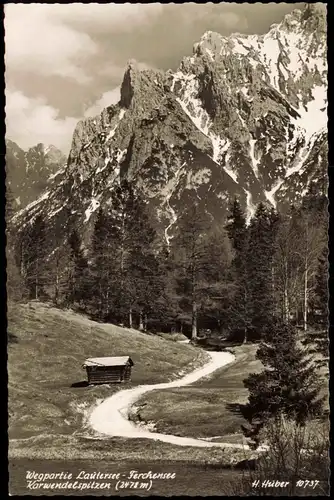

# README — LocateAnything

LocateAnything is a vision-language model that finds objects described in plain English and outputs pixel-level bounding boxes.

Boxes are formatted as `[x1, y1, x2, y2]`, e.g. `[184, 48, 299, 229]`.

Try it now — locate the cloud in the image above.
[166, 3, 247, 31]
[217, 11, 248, 30]
[4, 3, 302, 152]
[84, 87, 121, 117]
[5, 5, 97, 83]
[53, 3, 164, 33]
[97, 65, 127, 80]
[98, 60, 156, 79]
[5, 89, 78, 153]
[4, 4, 163, 83]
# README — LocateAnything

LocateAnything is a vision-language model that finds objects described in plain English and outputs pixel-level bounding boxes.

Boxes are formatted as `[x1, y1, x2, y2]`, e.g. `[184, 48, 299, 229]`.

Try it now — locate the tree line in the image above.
[6, 180, 328, 344]
[6, 179, 329, 456]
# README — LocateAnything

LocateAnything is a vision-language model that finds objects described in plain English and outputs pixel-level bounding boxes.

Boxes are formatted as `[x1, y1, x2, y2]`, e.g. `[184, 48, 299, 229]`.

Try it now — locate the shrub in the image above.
[232, 416, 329, 496]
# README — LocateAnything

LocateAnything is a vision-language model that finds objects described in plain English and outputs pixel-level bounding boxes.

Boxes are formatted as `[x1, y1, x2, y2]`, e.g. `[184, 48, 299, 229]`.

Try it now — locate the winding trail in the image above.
[88, 350, 261, 450]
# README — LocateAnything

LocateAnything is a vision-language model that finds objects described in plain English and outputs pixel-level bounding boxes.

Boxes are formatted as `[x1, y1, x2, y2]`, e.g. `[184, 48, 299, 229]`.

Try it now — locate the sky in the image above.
[5, 3, 304, 153]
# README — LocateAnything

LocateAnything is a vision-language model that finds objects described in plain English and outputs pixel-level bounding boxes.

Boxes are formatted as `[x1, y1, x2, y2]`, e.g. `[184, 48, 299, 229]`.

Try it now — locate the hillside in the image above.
[131, 344, 262, 441]
[6, 140, 66, 211]
[7, 301, 208, 451]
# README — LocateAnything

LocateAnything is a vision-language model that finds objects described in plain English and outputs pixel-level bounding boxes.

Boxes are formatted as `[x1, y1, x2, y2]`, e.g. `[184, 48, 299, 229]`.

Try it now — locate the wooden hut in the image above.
[83, 356, 134, 385]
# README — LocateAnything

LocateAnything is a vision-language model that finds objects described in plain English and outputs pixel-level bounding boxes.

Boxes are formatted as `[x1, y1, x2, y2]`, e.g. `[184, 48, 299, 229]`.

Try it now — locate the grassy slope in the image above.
[135, 342, 329, 443]
[133, 344, 261, 442]
[9, 301, 327, 469]
[7, 301, 209, 454]
[8, 302, 255, 470]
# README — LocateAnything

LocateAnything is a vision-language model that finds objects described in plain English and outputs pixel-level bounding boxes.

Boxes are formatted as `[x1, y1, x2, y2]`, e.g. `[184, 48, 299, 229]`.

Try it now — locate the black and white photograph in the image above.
[5, 2, 329, 496]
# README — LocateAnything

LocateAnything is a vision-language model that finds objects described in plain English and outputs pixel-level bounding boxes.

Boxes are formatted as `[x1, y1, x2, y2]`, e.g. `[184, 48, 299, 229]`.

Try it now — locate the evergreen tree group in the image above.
[241, 318, 324, 447]
[7, 183, 328, 342]
[6, 178, 328, 453]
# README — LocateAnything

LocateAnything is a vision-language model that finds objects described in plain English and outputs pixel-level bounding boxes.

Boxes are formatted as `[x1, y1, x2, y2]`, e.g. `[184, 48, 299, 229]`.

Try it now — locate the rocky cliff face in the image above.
[13, 3, 327, 243]
[6, 141, 67, 210]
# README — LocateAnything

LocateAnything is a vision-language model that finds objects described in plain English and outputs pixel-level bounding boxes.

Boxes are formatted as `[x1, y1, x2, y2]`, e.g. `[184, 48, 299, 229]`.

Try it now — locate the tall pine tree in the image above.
[304, 245, 329, 368]
[88, 180, 160, 328]
[170, 206, 231, 338]
[198, 223, 233, 334]
[20, 215, 51, 300]
[153, 243, 185, 333]
[298, 192, 328, 331]
[313, 245, 329, 329]
[88, 207, 119, 319]
[273, 207, 305, 324]
[46, 207, 74, 306]
[225, 198, 250, 342]
[242, 318, 324, 446]
[65, 229, 88, 307]
[247, 203, 277, 340]
[107, 180, 137, 325]
[128, 209, 160, 330]
[6, 185, 23, 301]
[170, 205, 209, 338]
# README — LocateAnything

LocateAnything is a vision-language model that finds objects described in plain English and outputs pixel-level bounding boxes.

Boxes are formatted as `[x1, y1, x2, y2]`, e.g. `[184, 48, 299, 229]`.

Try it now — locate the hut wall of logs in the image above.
[83, 356, 134, 385]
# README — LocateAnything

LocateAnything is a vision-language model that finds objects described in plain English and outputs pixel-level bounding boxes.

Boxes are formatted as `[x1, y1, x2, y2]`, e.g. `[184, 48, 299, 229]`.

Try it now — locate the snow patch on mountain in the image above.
[229, 38, 249, 57]
[176, 81, 211, 137]
[186, 168, 211, 189]
[239, 86, 253, 102]
[106, 125, 118, 142]
[217, 192, 228, 201]
[261, 31, 281, 88]
[245, 189, 256, 222]
[164, 199, 177, 247]
[170, 71, 195, 93]
[174, 75, 237, 179]
[236, 109, 246, 128]
[162, 162, 185, 245]
[116, 148, 127, 163]
[286, 132, 318, 178]
[48, 171, 61, 181]
[96, 158, 109, 175]
[264, 179, 285, 208]
[249, 139, 260, 179]
[31, 190, 50, 207]
[205, 48, 214, 61]
[293, 85, 327, 142]
[106, 108, 126, 142]
[13, 189, 51, 224]
[199, 9, 326, 106]
[210, 135, 229, 164]
[84, 198, 101, 222]
[48, 206, 63, 219]
[223, 151, 238, 183]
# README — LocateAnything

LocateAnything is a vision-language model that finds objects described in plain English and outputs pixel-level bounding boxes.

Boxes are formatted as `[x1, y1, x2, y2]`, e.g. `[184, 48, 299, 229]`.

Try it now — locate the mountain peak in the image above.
[301, 2, 326, 32]
[120, 62, 137, 108]
[302, 2, 326, 18]
[200, 30, 220, 41]
[13, 4, 327, 239]
[192, 30, 225, 62]
[28, 143, 64, 157]
[120, 59, 164, 109]
[43, 144, 60, 155]
[126, 58, 139, 71]
[6, 140, 66, 211]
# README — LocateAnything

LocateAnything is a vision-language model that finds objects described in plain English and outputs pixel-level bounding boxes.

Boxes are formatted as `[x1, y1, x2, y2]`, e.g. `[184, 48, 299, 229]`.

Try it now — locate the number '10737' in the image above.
[296, 480, 319, 489]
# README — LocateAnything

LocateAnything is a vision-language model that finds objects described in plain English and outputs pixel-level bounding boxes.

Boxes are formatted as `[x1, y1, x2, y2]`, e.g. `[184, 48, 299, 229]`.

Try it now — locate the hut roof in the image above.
[83, 356, 134, 367]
